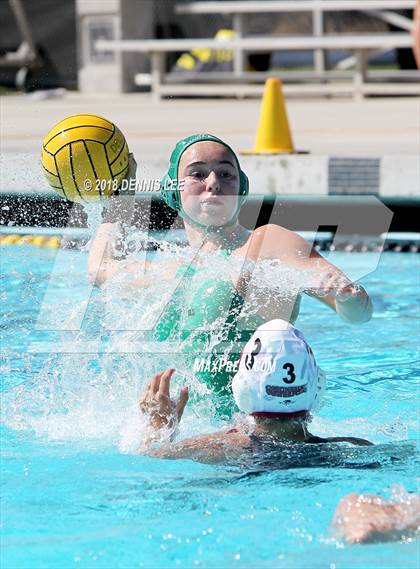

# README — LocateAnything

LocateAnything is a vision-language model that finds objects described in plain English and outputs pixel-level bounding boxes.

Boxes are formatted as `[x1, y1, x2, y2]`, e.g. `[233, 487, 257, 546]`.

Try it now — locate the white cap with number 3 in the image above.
[232, 319, 325, 417]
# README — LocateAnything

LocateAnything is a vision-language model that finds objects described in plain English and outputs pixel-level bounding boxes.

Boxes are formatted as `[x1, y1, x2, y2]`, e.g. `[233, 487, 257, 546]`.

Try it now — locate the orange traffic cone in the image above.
[242, 78, 295, 154]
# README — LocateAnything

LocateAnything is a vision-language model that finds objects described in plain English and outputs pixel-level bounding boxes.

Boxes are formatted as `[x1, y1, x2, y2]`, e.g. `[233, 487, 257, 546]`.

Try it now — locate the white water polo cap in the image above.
[232, 319, 325, 417]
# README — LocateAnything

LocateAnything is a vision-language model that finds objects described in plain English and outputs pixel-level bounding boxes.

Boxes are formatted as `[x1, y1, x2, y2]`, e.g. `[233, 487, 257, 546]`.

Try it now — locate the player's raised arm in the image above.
[88, 153, 138, 287]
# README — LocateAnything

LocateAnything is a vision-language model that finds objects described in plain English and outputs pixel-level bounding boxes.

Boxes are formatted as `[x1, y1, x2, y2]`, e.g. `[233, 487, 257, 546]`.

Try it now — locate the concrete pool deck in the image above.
[0, 92, 419, 199]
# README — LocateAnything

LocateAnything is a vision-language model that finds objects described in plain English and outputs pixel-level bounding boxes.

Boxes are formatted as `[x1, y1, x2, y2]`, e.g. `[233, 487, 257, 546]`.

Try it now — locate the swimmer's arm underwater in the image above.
[252, 225, 373, 324]
[306, 435, 373, 446]
[333, 490, 420, 543]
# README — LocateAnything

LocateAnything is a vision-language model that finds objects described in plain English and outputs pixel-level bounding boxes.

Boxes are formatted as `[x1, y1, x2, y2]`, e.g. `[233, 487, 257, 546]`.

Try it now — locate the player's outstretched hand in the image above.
[307, 268, 362, 300]
[139, 368, 189, 431]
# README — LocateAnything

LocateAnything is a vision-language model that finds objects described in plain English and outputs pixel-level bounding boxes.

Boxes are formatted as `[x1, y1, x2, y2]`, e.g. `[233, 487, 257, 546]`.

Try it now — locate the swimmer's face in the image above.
[178, 141, 241, 227]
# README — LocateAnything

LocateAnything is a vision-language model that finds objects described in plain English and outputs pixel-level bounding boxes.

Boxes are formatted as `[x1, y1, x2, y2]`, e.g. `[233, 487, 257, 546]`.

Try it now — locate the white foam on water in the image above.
[0, 237, 245, 444]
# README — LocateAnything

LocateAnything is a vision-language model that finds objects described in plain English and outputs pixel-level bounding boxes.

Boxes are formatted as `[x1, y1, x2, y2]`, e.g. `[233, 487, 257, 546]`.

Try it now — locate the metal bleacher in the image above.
[94, 0, 419, 99]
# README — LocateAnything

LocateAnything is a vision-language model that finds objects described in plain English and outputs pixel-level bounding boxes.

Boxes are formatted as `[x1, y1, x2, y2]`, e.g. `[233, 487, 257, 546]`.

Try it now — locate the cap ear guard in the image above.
[160, 174, 181, 211]
[239, 170, 249, 203]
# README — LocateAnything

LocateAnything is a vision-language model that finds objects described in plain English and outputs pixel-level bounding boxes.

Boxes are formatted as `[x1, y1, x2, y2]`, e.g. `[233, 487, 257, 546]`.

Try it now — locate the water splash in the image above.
[2, 233, 417, 452]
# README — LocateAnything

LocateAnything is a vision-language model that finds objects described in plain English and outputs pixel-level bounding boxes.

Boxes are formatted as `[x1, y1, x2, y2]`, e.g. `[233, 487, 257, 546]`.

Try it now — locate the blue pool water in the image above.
[1, 243, 419, 569]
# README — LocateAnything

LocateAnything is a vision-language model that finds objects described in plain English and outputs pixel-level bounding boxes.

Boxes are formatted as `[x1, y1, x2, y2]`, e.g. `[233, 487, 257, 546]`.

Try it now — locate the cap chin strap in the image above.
[179, 203, 241, 233]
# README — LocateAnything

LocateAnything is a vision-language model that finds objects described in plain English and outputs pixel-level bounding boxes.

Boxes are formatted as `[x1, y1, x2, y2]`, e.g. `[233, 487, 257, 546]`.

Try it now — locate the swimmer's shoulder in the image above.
[148, 429, 251, 464]
[194, 428, 250, 449]
[306, 434, 373, 446]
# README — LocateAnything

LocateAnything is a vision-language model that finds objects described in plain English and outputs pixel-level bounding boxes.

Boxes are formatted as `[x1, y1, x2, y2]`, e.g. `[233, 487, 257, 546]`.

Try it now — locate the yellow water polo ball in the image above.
[41, 114, 129, 203]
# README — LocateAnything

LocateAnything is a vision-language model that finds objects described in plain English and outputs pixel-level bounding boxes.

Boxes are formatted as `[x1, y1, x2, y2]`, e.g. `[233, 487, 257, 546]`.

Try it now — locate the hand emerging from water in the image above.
[139, 368, 189, 432]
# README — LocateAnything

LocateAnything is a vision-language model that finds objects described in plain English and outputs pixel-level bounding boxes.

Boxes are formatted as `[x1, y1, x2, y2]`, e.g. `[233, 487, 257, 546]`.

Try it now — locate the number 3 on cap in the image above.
[282, 362, 296, 383]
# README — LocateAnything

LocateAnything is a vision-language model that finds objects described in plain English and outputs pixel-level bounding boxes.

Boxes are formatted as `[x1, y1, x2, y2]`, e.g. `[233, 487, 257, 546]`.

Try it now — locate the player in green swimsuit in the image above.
[156, 135, 264, 413]
[151, 132, 371, 415]
[154, 250, 264, 395]
[89, 134, 373, 417]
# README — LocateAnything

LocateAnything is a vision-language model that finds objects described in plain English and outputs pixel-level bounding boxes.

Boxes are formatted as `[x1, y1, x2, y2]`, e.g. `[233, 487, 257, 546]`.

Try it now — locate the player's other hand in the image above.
[139, 368, 189, 431]
[307, 269, 364, 302]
